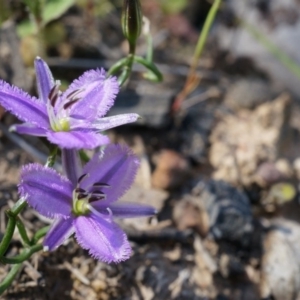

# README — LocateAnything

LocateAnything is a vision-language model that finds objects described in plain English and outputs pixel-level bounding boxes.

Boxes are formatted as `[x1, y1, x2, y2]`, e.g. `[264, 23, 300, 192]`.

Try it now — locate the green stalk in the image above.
[31, 226, 49, 244]
[16, 217, 31, 247]
[0, 144, 58, 294]
[134, 56, 163, 82]
[0, 244, 43, 264]
[146, 34, 153, 63]
[118, 54, 135, 86]
[107, 57, 129, 77]
[241, 21, 300, 80]
[45, 146, 58, 168]
[190, 0, 221, 76]
[0, 217, 16, 257]
[173, 0, 221, 112]
[10, 198, 27, 216]
[118, 66, 131, 86]
[0, 264, 22, 295]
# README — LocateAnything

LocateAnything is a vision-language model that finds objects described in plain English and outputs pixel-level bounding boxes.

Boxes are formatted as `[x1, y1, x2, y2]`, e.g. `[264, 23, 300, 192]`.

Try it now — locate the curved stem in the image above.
[107, 57, 129, 77]
[10, 197, 27, 216]
[0, 145, 56, 294]
[134, 56, 163, 82]
[0, 264, 22, 295]
[31, 226, 49, 244]
[0, 199, 28, 256]
[116, 54, 135, 87]
[0, 244, 43, 264]
[118, 66, 131, 87]
[16, 217, 31, 246]
[0, 132, 58, 295]
[0, 216, 16, 257]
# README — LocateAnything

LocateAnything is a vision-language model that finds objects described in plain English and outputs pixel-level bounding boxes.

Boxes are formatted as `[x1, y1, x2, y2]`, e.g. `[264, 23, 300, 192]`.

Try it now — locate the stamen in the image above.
[48, 85, 58, 100]
[92, 182, 111, 188]
[66, 89, 82, 100]
[75, 187, 86, 193]
[91, 190, 106, 196]
[47, 101, 57, 129]
[78, 193, 88, 200]
[48, 84, 60, 107]
[77, 173, 88, 184]
[50, 93, 59, 107]
[63, 98, 80, 110]
[89, 195, 105, 202]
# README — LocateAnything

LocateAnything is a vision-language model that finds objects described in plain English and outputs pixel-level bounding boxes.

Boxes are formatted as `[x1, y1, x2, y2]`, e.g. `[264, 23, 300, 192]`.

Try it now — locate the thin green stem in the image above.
[107, 57, 129, 76]
[134, 56, 163, 82]
[10, 197, 27, 216]
[0, 217, 16, 257]
[0, 199, 28, 266]
[146, 33, 153, 63]
[172, 0, 221, 112]
[79, 150, 90, 164]
[0, 264, 22, 295]
[45, 146, 58, 168]
[190, 0, 221, 76]
[118, 66, 131, 86]
[0, 137, 57, 294]
[0, 244, 43, 264]
[0, 145, 56, 294]
[31, 226, 49, 244]
[241, 20, 300, 80]
[119, 53, 135, 86]
[16, 217, 31, 247]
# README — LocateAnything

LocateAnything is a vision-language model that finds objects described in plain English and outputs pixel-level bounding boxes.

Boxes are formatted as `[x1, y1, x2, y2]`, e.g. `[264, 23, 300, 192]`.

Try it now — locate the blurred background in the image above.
[1, 0, 300, 299]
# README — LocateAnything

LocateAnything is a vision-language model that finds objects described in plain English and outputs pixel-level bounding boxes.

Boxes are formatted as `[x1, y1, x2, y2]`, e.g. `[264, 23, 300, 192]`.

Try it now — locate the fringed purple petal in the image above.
[80, 144, 139, 203]
[64, 69, 119, 120]
[92, 202, 157, 218]
[0, 80, 49, 128]
[10, 123, 47, 136]
[74, 214, 131, 263]
[61, 149, 82, 186]
[44, 217, 75, 251]
[69, 113, 139, 131]
[46, 130, 110, 149]
[34, 57, 55, 103]
[91, 114, 139, 131]
[19, 163, 73, 218]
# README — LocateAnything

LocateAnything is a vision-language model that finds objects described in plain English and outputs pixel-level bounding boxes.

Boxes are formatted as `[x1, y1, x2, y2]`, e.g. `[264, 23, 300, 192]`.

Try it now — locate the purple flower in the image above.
[0, 57, 139, 149]
[18, 144, 156, 263]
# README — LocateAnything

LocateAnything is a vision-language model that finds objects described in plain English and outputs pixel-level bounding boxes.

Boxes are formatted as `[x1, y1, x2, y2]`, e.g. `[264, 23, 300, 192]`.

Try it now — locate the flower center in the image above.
[47, 83, 82, 132]
[51, 118, 70, 132]
[71, 174, 109, 216]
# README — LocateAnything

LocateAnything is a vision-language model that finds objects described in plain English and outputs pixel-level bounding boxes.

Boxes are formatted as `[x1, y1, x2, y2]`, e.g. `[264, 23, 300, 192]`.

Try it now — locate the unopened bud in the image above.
[122, 0, 142, 50]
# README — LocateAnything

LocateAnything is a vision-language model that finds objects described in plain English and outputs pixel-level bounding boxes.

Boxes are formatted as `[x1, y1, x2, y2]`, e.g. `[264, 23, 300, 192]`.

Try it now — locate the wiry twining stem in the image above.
[0, 146, 58, 295]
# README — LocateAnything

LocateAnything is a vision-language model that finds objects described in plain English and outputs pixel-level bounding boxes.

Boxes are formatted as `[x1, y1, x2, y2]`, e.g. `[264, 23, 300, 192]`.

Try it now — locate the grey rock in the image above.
[192, 180, 253, 245]
[225, 78, 271, 109]
[108, 81, 174, 128]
